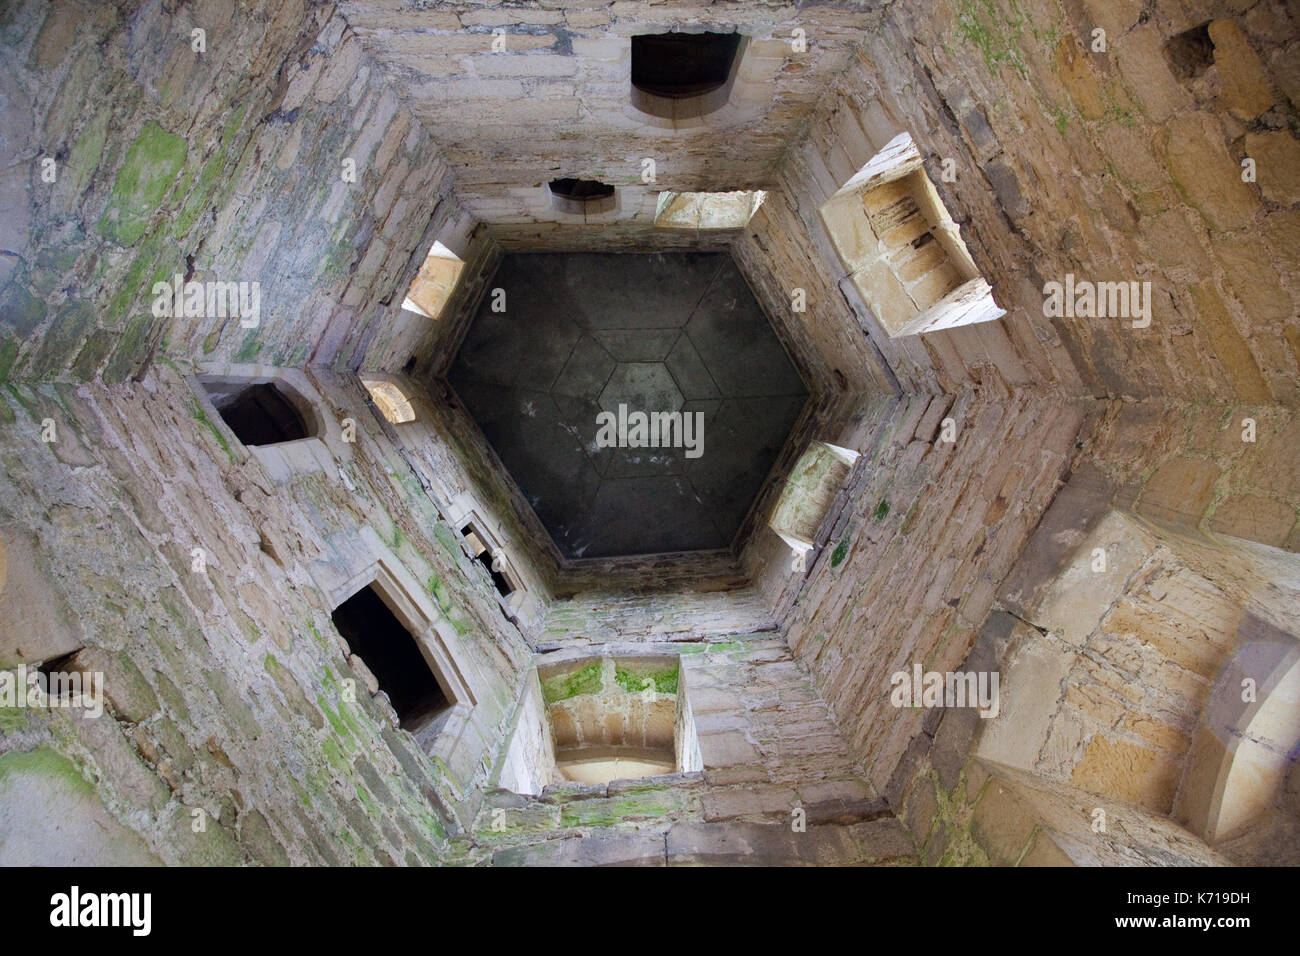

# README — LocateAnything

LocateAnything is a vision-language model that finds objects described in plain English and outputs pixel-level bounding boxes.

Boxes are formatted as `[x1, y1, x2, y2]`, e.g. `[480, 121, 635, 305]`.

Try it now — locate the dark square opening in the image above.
[1163, 22, 1214, 81]
[206, 382, 311, 447]
[631, 32, 742, 99]
[549, 178, 616, 202]
[331, 585, 451, 731]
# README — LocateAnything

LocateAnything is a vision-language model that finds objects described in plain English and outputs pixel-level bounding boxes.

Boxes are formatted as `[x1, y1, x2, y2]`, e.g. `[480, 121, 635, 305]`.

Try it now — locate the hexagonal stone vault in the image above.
[447, 252, 808, 559]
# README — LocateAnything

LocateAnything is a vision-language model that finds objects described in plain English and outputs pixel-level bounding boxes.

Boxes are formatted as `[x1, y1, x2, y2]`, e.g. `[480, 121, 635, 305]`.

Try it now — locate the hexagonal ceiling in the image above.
[446, 252, 808, 559]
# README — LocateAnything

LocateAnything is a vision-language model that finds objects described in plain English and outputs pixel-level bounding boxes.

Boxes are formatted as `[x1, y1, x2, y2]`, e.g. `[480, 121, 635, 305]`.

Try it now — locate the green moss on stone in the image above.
[934, 769, 994, 867]
[0, 337, 20, 383]
[190, 399, 232, 458]
[173, 151, 228, 240]
[614, 663, 678, 695]
[0, 746, 93, 791]
[425, 573, 452, 612]
[316, 694, 356, 747]
[107, 232, 166, 320]
[873, 498, 890, 520]
[1104, 97, 1138, 129]
[954, 0, 1029, 78]
[0, 704, 30, 733]
[220, 105, 248, 150]
[559, 790, 680, 829]
[708, 642, 744, 654]
[65, 107, 111, 200]
[354, 783, 381, 818]
[320, 736, 349, 773]
[540, 662, 604, 703]
[97, 121, 188, 246]
[71, 330, 114, 379]
[434, 524, 464, 559]
[831, 537, 850, 567]
[31, 300, 95, 377]
[5, 383, 43, 423]
[1, 284, 47, 337]
[101, 312, 153, 383]
[153, 670, 191, 724]
[234, 329, 263, 363]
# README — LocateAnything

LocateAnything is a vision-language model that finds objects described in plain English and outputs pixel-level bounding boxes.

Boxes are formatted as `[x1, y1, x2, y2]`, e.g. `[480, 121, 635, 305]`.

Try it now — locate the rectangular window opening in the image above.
[769, 441, 859, 561]
[819, 132, 1004, 338]
[331, 585, 452, 732]
[400, 240, 464, 320]
[460, 523, 515, 599]
[654, 190, 766, 230]
[201, 380, 314, 447]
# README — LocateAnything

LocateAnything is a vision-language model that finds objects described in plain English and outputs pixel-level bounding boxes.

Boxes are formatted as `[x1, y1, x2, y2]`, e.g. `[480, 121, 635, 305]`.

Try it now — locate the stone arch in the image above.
[534, 654, 698, 786]
[360, 375, 416, 424]
[198, 372, 324, 446]
[1176, 619, 1300, 843]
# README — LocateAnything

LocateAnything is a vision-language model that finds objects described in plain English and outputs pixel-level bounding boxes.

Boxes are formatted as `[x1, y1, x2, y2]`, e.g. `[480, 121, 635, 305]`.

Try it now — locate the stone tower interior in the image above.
[1, 0, 1298, 869]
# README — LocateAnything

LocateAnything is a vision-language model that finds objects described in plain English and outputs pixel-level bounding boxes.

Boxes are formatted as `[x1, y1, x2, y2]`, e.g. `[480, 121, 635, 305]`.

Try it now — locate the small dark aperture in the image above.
[210, 383, 310, 446]
[461, 523, 514, 598]
[631, 32, 742, 99]
[1163, 22, 1214, 81]
[548, 178, 616, 201]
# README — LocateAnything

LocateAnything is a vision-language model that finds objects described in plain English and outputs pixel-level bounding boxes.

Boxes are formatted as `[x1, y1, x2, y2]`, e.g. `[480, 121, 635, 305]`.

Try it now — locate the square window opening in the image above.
[820, 132, 1005, 337]
[654, 190, 766, 230]
[331, 584, 452, 733]
[203, 381, 314, 447]
[401, 241, 464, 319]
[631, 32, 742, 99]
[460, 522, 514, 598]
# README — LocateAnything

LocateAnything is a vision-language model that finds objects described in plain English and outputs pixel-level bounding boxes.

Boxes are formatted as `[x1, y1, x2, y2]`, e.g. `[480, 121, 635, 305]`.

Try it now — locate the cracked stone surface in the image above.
[447, 252, 808, 559]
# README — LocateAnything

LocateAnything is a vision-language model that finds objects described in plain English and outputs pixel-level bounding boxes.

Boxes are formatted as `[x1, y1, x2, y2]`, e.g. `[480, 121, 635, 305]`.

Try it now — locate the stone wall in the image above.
[0, 365, 534, 864]
[857, 394, 1299, 859]
[921, 758, 1228, 866]
[1087, 399, 1298, 551]
[732, 187, 897, 396]
[0, 0, 456, 384]
[336, 0, 877, 223]
[359, 373, 559, 620]
[776, 390, 1083, 789]
[2, 0, 1296, 868]
[537, 588, 776, 647]
[855, 0, 1298, 402]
